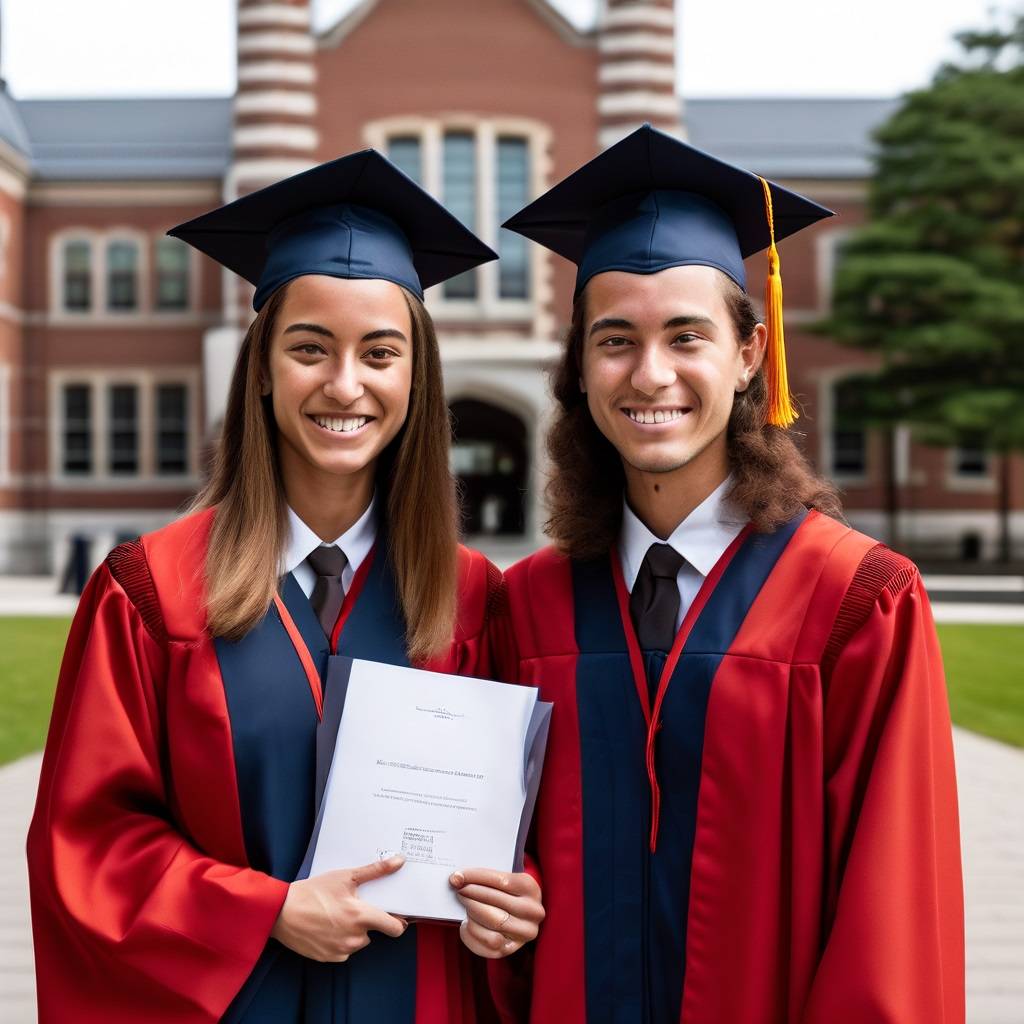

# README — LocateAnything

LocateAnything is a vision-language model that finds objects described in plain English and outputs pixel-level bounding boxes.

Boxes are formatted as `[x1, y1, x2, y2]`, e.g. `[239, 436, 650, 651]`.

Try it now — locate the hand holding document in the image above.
[304, 657, 551, 921]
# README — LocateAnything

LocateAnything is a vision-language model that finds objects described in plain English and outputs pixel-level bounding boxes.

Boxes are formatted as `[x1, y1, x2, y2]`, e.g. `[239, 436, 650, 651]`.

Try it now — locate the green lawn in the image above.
[0, 618, 1020, 767]
[0, 617, 70, 767]
[937, 624, 1024, 749]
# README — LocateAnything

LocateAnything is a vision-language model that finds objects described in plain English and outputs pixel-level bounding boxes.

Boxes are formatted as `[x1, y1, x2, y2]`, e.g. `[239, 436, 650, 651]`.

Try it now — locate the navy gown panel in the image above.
[216, 556, 418, 1023]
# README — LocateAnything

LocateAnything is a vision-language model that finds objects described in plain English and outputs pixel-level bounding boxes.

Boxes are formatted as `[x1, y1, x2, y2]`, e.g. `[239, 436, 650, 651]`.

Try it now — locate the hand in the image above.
[450, 868, 544, 959]
[271, 856, 408, 962]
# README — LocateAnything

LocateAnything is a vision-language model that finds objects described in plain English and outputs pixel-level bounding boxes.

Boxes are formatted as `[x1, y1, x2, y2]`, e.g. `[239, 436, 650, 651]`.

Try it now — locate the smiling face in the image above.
[580, 264, 765, 484]
[265, 274, 413, 492]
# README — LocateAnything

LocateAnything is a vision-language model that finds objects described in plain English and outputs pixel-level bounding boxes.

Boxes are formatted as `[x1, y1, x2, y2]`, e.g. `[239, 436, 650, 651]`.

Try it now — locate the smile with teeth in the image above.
[623, 408, 689, 425]
[309, 414, 373, 434]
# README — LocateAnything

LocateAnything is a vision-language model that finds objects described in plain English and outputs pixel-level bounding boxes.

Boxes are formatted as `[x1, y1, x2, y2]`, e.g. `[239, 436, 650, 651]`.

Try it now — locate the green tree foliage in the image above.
[821, 11, 1024, 556]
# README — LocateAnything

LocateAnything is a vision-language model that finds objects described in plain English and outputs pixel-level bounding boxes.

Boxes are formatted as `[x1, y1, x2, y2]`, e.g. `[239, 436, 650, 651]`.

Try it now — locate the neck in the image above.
[623, 436, 729, 540]
[280, 449, 375, 542]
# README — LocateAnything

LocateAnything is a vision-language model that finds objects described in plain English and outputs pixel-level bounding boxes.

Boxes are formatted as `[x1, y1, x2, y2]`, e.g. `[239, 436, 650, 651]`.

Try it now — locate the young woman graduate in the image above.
[489, 125, 964, 1024]
[27, 150, 544, 1024]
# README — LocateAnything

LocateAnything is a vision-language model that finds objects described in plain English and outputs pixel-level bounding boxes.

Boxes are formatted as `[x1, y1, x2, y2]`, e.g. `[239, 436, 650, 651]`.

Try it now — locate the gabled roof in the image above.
[17, 97, 232, 180]
[318, 0, 592, 50]
[11, 95, 897, 183]
[0, 81, 32, 160]
[686, 97, 899, 179]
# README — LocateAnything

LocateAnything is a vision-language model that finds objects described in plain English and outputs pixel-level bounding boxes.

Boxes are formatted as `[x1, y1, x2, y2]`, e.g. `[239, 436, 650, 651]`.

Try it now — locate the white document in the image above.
[307, 658, 547, 921]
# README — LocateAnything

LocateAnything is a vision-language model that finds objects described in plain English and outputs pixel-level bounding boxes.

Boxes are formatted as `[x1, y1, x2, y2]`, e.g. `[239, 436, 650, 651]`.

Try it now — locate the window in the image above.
[442, 132, 478, 300]
[156, 384, 188, 474]
[155, 238, 190, 311]
[388, 136, 423, 185]
[831, 380, 867, 476]
[107, 241, 139, 311]
[63, 241, 92, 311]
[108, 384, 139, 475]
[62, 384, 92, 474]
[955, 436, 988, 477]
[496, 137, 529, 299]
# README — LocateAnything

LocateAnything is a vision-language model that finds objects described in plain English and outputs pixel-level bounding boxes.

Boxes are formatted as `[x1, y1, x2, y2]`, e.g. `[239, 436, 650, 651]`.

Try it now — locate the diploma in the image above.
[302, 657, 551, 921]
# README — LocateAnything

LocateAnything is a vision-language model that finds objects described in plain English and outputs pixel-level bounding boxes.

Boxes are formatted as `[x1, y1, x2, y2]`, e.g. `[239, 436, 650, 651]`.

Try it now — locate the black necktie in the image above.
[629, 543, 685, 654]
[307, 545, 348, 638]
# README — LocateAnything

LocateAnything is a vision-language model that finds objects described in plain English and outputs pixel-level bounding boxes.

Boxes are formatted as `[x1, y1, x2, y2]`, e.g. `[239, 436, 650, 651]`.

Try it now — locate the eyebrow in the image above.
[588, 314, 716, 337]
[283, 323, 408, 343]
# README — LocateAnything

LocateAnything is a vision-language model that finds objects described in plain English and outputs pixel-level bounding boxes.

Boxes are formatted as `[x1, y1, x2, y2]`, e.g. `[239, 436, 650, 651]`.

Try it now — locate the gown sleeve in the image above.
[27, 561, 289, 1024]
[801, 559, 965, 1023]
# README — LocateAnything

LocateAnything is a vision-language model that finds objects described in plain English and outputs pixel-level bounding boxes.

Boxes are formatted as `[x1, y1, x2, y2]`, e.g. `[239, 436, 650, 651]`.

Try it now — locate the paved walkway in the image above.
[1, 730, 1022, 1022]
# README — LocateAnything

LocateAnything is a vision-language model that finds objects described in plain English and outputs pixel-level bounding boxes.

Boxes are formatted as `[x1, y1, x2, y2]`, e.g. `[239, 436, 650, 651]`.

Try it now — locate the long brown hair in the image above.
[545, 276, 843, 560]
[194, 282, 458, 661]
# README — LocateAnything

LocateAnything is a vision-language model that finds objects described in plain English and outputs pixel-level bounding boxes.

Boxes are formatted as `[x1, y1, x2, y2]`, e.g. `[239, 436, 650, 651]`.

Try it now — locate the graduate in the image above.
[490, 125, 964, 1023]
[27, 150, 543, 1024]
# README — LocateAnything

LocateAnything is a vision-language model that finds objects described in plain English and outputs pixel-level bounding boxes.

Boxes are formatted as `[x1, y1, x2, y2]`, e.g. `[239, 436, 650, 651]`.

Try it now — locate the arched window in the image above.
[449, 398, 528, 537]
[63, 240, 92, 312]
[106, 240, 139, 311]
[155, 237, 190, 311]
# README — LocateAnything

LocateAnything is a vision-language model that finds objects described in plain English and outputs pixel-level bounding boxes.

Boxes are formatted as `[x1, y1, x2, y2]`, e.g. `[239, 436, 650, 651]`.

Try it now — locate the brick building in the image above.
[0, 0, 1019, 576]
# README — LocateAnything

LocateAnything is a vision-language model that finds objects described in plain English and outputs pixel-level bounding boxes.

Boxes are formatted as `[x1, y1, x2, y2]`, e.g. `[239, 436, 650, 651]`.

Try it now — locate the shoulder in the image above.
[105, 507, 215, 642]
[452, 544, 502, 642]
[503, 544, 572, 597]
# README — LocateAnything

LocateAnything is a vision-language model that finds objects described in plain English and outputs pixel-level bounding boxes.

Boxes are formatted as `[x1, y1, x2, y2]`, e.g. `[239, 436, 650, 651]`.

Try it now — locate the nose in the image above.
[323, 354, 364, 406]
[630, 342, 677, 396]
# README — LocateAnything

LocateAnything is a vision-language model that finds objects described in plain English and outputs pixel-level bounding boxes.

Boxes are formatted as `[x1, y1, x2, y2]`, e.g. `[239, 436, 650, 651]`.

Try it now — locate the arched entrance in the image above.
[449, 398, 528, 537]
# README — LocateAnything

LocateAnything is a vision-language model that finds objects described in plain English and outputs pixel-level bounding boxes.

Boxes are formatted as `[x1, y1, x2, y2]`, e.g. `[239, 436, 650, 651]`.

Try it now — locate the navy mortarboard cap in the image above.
[169, 149, 498, 310]
[502, 124, 834, 427]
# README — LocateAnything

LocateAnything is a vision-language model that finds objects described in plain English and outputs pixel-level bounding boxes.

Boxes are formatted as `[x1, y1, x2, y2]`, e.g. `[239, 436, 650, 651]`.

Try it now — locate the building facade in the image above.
[0, 0, 1019, 577]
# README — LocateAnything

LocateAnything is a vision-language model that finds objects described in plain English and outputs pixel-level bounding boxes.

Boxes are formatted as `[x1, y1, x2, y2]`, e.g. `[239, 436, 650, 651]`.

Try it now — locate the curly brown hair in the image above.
[545, 276, 844, 559]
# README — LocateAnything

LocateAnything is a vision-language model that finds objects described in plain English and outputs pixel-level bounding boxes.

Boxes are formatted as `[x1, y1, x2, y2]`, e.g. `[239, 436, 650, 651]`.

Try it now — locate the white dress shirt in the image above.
[282, 496, 377, 599]
[619, 476, 747, 631]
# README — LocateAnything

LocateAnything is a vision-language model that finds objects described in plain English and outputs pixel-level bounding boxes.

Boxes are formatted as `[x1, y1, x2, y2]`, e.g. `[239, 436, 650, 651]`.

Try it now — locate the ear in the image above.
[260, 377, 272, 397]
[736, 323, 767, 392]
[578, 376, 587, 394]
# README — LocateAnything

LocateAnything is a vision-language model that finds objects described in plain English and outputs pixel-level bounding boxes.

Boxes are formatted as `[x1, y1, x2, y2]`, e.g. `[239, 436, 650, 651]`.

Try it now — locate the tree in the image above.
[821, 10, 1024, 561]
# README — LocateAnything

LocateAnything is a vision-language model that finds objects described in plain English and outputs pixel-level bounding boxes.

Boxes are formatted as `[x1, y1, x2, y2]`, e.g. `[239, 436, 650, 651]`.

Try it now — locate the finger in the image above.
[463, 916, 516, 956]
[358, 904, 408, 939]
[348, 855, 405, 886]
[454, 883, 544, 923]
[452, 868, 538, 898]
[459, 896, 536, 943]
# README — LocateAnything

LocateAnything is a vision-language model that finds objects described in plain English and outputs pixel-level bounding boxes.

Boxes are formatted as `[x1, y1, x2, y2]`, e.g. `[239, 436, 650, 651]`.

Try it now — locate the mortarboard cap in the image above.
[503, 124, 834, 427]
[169, 149, 498, 310]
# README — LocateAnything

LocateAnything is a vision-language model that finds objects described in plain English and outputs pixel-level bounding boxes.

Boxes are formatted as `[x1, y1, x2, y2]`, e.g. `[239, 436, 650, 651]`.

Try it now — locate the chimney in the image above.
[597, 0, 684, 151]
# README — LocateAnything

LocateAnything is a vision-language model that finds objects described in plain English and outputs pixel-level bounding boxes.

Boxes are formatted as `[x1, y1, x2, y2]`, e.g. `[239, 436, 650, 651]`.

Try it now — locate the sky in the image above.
[0, 0, 1009, 100]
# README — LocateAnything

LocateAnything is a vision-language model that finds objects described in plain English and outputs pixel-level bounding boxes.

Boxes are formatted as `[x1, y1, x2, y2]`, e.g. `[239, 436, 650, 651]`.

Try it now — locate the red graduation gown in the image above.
[27, 507, 500, 1024]
[491, 510, 964, 1023]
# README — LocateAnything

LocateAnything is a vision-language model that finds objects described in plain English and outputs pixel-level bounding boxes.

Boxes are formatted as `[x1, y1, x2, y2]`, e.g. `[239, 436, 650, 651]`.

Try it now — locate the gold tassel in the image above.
[758, 176, 797, 428]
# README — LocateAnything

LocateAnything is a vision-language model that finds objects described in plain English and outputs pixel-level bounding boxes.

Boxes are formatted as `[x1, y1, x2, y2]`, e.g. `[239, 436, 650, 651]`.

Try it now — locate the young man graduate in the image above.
[489, 125, 964, 1023]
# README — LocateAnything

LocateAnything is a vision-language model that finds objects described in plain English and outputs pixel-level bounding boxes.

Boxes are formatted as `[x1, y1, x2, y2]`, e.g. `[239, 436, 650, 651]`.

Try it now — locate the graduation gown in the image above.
[28, 507, 501, 1024]
[491, 509, 964, 1023]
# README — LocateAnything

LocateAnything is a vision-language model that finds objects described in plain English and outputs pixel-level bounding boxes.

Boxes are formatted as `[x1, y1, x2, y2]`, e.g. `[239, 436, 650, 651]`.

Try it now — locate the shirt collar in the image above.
[282, 495, 377, 577]
[620, 475, 746, 590]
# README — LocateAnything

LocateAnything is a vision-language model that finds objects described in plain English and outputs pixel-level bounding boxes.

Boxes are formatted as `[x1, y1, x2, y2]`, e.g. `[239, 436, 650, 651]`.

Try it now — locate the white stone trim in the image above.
[227, 158, 318, 194]
[28, 180, 222, 207]
[48, 368, 201, 487]
[237, 3, 311, 29]
[601, 6, 676, 31]
[233, 124, 319, 152]
[598, 31, 675, 55]
[600, 122, 680, 150]
[237, 30, 315, 55]
[237, 60, 317, 85]
[599, 60, 675, 85]
[597, 91, 679, 118]
[235, 90, 318, 116]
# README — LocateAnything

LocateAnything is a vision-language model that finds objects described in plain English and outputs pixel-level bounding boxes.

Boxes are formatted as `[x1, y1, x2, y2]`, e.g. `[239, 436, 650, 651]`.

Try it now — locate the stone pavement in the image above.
[1, 730, 1022, 1022]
